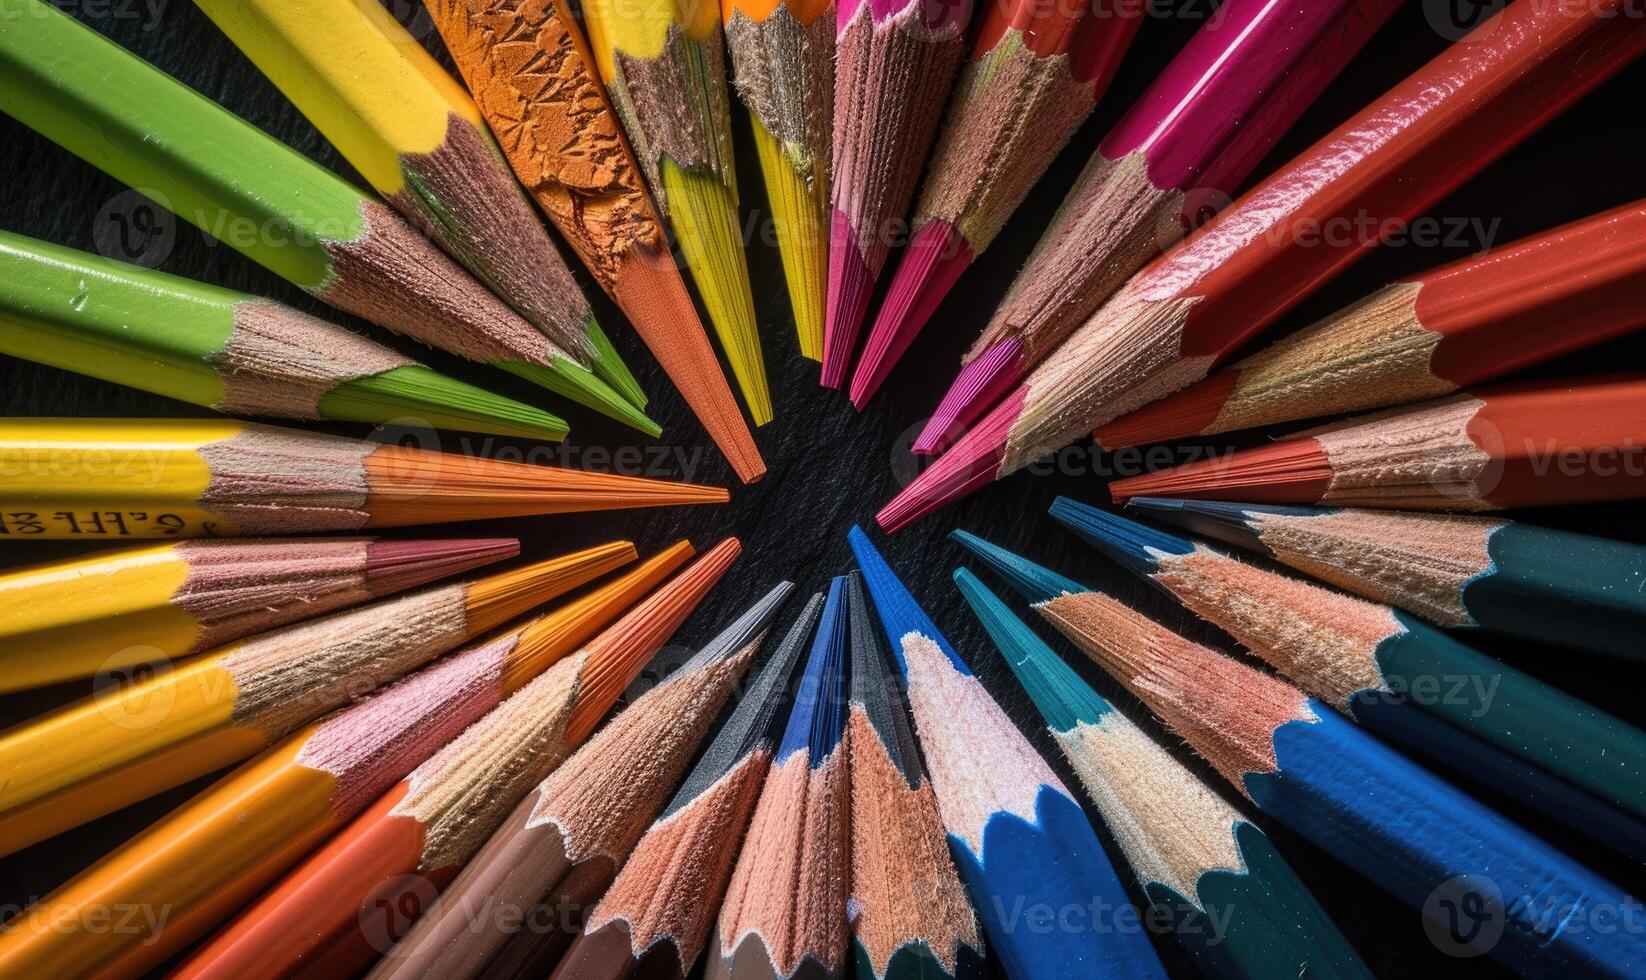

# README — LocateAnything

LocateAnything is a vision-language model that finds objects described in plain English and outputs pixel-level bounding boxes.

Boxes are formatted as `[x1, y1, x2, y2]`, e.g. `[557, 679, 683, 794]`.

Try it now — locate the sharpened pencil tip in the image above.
[877, 390, 1023, 533]
[849, 221, 974, 410]
[495, 357, 662, 436]
[324, 365, 571, 442]
[584, 317, 648, 410]
[1049, 498, 1194, 578]
[949, 529, 1086, 604]
[913, 337, 1026, 455]
[822, 209, 875, 389]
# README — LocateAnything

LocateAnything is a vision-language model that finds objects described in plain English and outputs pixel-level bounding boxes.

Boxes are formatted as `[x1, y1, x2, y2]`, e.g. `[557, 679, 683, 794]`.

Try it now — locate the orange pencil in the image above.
[175, 541, 733, 979]
[425, 0, 766, 484]
[0, 542, 706, 979]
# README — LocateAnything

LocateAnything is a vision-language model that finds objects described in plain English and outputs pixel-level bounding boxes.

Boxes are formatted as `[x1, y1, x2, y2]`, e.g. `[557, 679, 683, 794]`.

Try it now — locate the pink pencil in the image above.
[847, 0, 1145, 409]
[822, 0, 973, 389]
[912, 0, 1401, 453]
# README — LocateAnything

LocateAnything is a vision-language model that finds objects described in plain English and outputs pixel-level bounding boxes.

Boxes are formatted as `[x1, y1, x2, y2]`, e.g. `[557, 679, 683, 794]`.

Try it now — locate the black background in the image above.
[2, 1, 1644, 976]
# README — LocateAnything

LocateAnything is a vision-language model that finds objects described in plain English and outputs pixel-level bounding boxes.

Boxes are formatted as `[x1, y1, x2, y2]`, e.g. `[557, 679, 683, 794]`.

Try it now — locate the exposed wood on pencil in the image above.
[724, 0, 835, 360]
[879, 0, 1646, 529]
[0, 543, 632, 858]
[554, 592, 825, 980]
[425, 0, 767, 482]
[177, 542, 712, 979]
[848, 0, 1144, 408]
[915, 0, 1399, 452]
[1051, 500, 1646, 858]
[581, 0, 771, 424]
[366, 544, 765, 980]
[954, 568, 1370, 980]
[822, 0, 971, 388]
[0, 541, 688, 978]
[1108, 376, 1646, 510]
[711, 576, 850, 980]
[0, 0, 651, 430]
[1099, 199, 1646, 447]
[0, 536, 516, 693]
[1037, 590, 1642, 976]
[193, 0, 645, 408]
[0, 231, 573, 441]
[0, 417, 726, 538]
[844, 573, 983, 980]
[847, 527, 1168, 979]
[1129, 497, 1646, 660]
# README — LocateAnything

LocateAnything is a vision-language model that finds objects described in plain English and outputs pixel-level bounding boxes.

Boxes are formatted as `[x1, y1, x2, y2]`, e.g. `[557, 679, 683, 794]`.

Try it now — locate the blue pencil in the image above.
[847, 527, 1168, 980]
[1031, 586, 1644, 977]
[1041, 501, 1646, 860]
[952, 568, 1371, 980]
[711, 576, 851, 980]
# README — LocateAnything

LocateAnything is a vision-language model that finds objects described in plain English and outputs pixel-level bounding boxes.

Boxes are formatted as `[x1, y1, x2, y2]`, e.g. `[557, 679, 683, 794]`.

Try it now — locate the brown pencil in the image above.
[425, 0, 766, 483]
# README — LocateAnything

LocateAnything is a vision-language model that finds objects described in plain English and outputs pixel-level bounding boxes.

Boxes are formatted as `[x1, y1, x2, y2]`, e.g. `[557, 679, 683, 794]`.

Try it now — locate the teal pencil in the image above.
[953, 567, 1370, 980]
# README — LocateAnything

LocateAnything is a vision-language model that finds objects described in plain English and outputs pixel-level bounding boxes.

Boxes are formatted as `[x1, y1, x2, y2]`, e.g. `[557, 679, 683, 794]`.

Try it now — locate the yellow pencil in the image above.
[581, 0, 771, 424]
[191, 0, 644, 409]
[0, 542, 635, 857]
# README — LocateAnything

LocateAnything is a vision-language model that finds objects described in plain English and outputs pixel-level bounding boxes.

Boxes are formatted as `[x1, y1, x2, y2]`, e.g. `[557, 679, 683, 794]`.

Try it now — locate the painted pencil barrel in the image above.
[1253, 705, 1645, 976]
[1467, 523, 1646, 660]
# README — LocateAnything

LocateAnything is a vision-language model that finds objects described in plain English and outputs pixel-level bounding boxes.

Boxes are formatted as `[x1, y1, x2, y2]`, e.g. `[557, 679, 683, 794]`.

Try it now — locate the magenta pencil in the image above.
[846, 0, 1144, 408]
[822, 0, 973, 389]
[914, 0, 1401, 453]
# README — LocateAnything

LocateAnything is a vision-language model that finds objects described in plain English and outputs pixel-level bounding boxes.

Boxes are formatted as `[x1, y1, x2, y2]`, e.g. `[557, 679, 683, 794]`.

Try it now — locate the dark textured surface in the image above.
[2, 3, 1644, 977]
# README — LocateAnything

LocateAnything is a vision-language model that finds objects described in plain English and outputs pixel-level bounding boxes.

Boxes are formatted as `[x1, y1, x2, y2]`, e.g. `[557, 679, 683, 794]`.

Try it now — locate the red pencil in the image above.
[1098, 199, 1646, 447]
[878, 0, 1646, 531]
[1109, 375, 1646, 510]
[846, 0, 1144, 407]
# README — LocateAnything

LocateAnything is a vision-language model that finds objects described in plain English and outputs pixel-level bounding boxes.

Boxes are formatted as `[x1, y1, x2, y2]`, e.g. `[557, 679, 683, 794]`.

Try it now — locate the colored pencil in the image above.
[0, 0, 652, 432]
[1039, 590, 1644, 976]
[552, 592, 825, 980]
[580, 0, 771, 425]
[0, 417, 725, 539]
[0, 542, 696, 979]
[0, 232, 571, 441]
[1049, 501, 1646, 858]
[848, 0, 1145, 408]
[1100, 200, 1646, 447]
[845, 572, 985, 980]
[424, 0, 766, 483]
[722, 0, 834, 360]
[1129, 497, 1646, 661]
[878, 0, 1646, 530]
[848, 526, 1168, 979]
[0, 535, 516, 694]
[368, 565, 778, 979]
[1108, 375, 1646, 510]
[710, 575, 851, 980]
[821, 0, 973, 388]
[914, 0, 1400, 451]
[192, 0, 645, 410]
[176, 540, 735, 979]
[953, 569, 1370, 980]
[0, 541, 635, 858]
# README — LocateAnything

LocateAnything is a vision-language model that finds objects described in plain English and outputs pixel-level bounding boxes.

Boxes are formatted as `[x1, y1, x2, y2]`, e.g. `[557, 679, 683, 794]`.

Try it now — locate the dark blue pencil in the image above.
[848, 526, 1168, 980]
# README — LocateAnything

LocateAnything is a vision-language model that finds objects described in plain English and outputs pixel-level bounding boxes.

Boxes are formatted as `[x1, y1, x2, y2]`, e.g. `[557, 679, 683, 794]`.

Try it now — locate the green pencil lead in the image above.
[584, 317, 648, 410]
[497, 357, 662, 437]
[321, 366, 569, 442]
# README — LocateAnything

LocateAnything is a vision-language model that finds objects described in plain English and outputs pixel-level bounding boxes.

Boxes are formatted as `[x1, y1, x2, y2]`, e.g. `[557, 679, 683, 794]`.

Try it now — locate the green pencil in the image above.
[954, 568, 1371, 980]
[0, 0, 655, 434]
[0, 231, 569, 441]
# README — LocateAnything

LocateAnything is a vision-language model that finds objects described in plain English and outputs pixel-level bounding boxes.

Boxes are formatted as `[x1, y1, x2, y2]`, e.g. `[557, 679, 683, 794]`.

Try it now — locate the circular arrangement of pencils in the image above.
[1, 1, 1643, 978]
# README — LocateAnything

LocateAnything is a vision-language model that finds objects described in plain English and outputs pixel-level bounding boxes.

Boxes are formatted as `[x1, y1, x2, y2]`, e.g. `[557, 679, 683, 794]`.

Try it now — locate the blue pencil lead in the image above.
[948, 529, 1086, 603]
